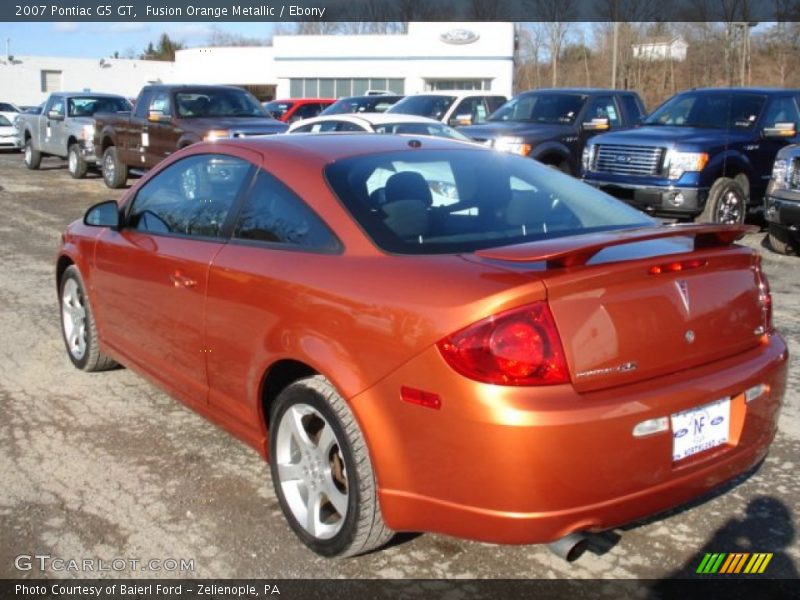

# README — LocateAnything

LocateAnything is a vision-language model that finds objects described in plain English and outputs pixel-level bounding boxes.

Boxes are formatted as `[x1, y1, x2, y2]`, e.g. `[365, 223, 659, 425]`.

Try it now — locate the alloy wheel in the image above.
[61, 278, 87, 360]
[274, 403, 349, 539]
[716, 190, 743, 224]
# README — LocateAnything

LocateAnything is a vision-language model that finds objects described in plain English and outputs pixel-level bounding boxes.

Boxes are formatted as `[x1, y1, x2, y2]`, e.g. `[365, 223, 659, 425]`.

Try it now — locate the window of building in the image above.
[288, 78, 404, 98]
[426, 79, 492, 91]
[41, 70, 62, 93]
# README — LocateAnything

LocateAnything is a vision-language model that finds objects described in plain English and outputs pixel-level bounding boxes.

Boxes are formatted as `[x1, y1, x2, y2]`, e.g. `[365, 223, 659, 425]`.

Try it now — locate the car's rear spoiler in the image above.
[474, 224, 756, 269]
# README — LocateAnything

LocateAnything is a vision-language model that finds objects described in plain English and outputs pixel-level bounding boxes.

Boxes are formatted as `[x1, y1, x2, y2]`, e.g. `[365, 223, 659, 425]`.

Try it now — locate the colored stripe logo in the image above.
[696, 552, 773, 574]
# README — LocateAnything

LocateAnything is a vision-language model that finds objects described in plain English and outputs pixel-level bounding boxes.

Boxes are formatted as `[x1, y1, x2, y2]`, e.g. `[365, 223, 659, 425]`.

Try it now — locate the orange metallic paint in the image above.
[57, 135, 789, 546]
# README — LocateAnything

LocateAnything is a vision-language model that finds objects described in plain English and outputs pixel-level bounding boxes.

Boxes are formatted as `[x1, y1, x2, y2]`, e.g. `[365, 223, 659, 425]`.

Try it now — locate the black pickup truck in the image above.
[765, 143, 800, 254]
[459, 88, 646, 175]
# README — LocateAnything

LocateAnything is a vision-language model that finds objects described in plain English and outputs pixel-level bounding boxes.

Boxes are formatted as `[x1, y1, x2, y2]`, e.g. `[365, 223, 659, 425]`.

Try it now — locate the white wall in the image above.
[172, 46, 275, 85]
[0, 22, 515, 106]
[0, 56, 173, 105]
[272, 22, 514, 98]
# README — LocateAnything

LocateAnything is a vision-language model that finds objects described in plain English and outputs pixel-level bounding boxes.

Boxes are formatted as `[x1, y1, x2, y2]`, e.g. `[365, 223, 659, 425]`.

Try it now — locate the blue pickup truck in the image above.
[581, 88, 800, 223]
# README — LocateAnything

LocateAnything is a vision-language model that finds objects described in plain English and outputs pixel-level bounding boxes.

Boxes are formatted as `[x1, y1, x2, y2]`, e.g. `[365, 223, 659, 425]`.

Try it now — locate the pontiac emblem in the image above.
[439, 29, 480, 45]
[676, 279, 690, 314]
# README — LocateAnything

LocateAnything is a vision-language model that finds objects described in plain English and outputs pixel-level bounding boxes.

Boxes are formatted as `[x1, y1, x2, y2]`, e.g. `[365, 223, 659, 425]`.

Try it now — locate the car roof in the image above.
[268, 98, 335, 103]
[290, 112, 446, 130]
[217, 132, 481, 163]
[517, 88, 636, 95]
[401, 91, 506, 98]
[52, 92, 128, 98]
[680, 87, 800, 95]
[334, 95, 404, 101]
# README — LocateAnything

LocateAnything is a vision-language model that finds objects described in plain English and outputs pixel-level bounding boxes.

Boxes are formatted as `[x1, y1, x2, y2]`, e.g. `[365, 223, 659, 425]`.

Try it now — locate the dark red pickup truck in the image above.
[94, 84, 287, 188]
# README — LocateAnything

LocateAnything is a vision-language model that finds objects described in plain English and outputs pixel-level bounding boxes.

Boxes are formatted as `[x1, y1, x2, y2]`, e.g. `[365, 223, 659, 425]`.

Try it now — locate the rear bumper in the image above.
[351, 334, 788, 544]
[583, 178, 707, 217]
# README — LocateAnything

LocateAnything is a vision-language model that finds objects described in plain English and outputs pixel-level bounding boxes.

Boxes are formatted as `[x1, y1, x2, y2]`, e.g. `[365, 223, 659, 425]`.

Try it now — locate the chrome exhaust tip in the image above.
[547, 532, 590, 562]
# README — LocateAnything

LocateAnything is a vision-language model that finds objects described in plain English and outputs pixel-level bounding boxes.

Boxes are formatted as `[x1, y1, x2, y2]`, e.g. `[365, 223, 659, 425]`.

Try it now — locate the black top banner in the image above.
[1, 0, 799, 23]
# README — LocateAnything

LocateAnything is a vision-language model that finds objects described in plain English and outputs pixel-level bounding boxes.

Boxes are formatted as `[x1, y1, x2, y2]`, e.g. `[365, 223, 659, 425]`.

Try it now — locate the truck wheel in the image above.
[24, 138, 41, 170]
[699, 178, 746, 225]
[102, 146, 128, 189]
[269, 375, 393, 557]
[67, 144, 89, 179]
[768, 223, 795, 255]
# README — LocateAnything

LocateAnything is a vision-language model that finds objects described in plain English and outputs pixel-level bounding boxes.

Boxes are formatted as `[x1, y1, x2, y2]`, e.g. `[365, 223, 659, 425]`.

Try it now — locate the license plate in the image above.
[671, 398, 731, 461]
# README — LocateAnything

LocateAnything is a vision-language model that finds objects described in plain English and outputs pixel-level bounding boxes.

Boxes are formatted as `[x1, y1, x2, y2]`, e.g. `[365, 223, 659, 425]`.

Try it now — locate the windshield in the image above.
[264, 101, 293, 119]
[325, 148, 653, 255]
[372, 122, 471, 141]
[176, 90, 268, 118]
[68, 96, 131, 116]
[321, 96, 401, 115]
[387, 95, 457, 120]
[644, 92, 766, 129]
[488, 94, 587, 124]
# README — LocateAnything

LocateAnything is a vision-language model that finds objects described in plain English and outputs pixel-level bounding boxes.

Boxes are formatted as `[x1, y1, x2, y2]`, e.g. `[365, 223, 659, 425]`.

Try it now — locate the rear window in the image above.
[325, 148, 653, 255]
[387, 96, 457, 120]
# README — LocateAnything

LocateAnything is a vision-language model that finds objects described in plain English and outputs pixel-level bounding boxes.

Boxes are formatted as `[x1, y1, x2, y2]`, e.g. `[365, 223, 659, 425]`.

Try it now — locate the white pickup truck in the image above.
[18, 92, 130, 178]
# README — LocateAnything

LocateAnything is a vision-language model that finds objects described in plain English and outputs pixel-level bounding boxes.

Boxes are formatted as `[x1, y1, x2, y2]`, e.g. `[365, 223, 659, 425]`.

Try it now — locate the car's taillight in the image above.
[755, 258, 773, 333]
[437, 301, 569, 386]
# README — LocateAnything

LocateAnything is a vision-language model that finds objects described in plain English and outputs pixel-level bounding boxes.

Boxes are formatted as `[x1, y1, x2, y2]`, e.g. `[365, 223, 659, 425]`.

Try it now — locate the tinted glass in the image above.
[321, 96, 403, 115]
[128, 154, 252, 238]
[762, 96, 800, 127]
[619, 94, 646, 122]
[0, 103, 18, 112]
[264, 101, 293, 119]
[488, 94, 587, 124]
[233, 170, 338, 250]
[175, 89, 268, 118]
[583, 96, 621, 127]
[67, 96, 131, 117]
[387, 95, 457, 120]
[325, 149, 653, 255]
[149, 91, 171, 116]
[372, 122, 471, 141]
[644, 92, 766, 129]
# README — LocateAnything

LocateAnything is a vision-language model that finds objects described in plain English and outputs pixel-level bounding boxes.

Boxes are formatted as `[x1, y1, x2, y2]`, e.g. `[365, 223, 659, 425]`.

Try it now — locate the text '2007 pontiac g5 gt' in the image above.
[57, 134, 787, 558]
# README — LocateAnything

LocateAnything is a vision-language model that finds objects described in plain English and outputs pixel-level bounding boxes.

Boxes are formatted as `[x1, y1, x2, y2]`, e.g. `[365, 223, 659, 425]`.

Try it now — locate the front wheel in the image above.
[699, 178, 747, 224]
[59, 266, 117, 371]
[102, 146, 128, 189]
[768, 223, 795, 255]
[67, 144, 88, 179]
[24, 138, 41, 170]
[269, 376, 393, 557]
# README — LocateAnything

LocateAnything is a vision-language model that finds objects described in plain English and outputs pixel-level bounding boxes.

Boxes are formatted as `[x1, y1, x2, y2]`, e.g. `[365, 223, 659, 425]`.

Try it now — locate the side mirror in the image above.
[147, 110, 170, 123]
[763, 122, 797, 138]
[84, 200, 121, 230]
[47, 110, 64, 121]
[450, 114, 473, 127]
[582, 117, 610, 131]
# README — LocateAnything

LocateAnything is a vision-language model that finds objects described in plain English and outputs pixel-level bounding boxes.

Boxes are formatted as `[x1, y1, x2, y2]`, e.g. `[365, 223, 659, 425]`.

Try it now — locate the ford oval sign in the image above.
[440, 29, 480, 45]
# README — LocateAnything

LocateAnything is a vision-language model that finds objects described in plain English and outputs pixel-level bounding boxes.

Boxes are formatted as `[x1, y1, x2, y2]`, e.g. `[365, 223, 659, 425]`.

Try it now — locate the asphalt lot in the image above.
[0, 149, 798, 582]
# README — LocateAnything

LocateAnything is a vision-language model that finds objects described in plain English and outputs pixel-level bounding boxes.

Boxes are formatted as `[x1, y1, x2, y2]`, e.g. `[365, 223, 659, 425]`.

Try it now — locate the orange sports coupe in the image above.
[57, 134, 787, 558]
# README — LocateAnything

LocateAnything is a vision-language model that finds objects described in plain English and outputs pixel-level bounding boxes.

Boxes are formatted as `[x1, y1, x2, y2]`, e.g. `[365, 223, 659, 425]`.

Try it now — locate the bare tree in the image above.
[531, 0, 576, 86]
[207, 26, 271, 46]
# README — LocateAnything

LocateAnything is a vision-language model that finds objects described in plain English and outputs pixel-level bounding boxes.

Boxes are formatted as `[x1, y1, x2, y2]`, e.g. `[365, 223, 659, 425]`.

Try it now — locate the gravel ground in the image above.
[0, 149, 797, 582]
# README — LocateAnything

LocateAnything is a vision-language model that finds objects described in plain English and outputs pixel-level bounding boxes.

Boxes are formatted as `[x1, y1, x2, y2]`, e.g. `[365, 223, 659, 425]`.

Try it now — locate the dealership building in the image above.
[0, 22, 515, 105]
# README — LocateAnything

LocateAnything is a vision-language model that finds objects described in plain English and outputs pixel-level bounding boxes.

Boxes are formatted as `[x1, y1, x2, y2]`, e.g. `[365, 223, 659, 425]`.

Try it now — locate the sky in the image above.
[0, 22, 279, 58]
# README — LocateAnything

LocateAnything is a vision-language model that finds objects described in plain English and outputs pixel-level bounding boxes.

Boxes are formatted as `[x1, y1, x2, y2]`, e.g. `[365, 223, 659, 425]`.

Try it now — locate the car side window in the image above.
[336, 121, 364, 132]
[619, 95, 645, 123]
[149, 91, 172, 116]
[232, 169, 339, 250]
[584, 96, 621, 127]
[48, 96, 65, 117]
[762, 97, 800, 128]
[134, 90, 153, 119]
[127, 154, 252, 239]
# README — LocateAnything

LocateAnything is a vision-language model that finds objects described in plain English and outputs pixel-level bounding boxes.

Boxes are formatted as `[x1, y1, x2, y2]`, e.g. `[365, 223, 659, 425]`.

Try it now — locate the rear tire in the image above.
[269, 375, 393, 557]
[59, 266, 117, 372]
[768, 223, 795, 255]
[102, 146, 128, 189]
[699, 178, 747, 224]
[67, 144, 88, 179]
[24, 138, 41, 170]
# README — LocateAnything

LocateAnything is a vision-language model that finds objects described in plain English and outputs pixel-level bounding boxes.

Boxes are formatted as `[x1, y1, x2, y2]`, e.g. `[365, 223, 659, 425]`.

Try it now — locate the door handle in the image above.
[169, 272, 197, 289]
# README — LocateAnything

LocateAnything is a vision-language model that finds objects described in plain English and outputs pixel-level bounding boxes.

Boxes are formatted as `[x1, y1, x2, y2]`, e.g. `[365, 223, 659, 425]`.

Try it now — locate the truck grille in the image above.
[592, 144, 665, 176]
[790, 158, 800, 190]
